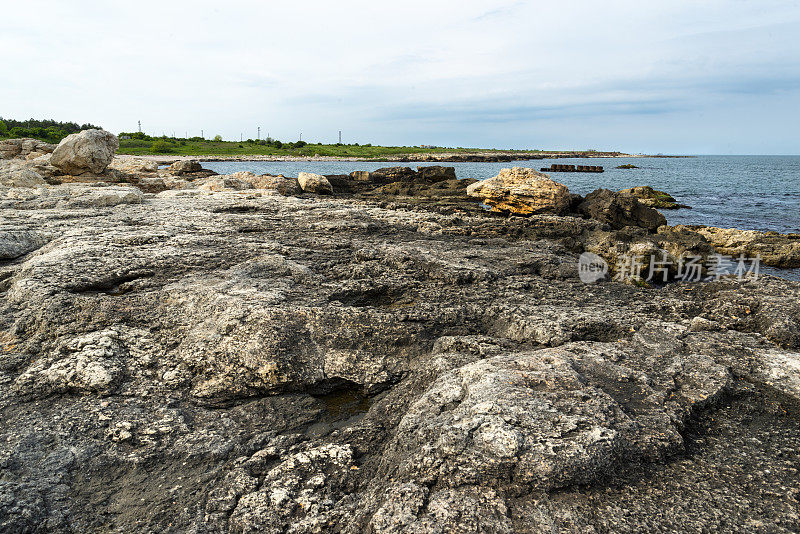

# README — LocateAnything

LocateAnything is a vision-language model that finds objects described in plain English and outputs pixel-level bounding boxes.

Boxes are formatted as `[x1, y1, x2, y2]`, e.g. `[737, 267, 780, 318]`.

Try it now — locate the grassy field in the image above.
[117, 137, 562, 158]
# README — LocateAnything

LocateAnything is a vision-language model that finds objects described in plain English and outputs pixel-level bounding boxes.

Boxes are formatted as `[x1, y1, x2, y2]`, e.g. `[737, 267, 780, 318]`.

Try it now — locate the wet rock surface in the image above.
[620, 185, 691, 210]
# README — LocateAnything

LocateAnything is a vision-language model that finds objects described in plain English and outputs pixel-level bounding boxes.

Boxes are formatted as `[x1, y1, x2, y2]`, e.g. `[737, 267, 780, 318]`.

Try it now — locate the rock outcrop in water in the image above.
[578, 188, 668, 232]
[1, 148, 800, 532]
[620, 185, 691, 210]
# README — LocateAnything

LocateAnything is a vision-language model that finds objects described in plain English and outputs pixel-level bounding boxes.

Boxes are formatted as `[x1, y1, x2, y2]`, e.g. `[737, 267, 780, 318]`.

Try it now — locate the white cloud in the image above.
[1, 0, 799, 152]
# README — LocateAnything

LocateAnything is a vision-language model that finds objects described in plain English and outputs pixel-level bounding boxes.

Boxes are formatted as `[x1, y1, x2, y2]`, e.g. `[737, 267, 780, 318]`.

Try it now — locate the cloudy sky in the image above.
[2, 0, 799, 153]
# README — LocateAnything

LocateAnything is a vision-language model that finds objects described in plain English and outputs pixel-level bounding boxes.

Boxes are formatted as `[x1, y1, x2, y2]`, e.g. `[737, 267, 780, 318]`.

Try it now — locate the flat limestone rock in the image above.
[0, 160, 47, 187]
[107, 157, 159, 175]
[0, 186, 799, 533]
[685, 225, 800, 268]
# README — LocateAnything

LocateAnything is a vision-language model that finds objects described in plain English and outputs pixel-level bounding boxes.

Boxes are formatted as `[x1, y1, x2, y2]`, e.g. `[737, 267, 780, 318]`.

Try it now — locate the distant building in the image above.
[420, 144, 437, 149]
[120, 135, 131, 140]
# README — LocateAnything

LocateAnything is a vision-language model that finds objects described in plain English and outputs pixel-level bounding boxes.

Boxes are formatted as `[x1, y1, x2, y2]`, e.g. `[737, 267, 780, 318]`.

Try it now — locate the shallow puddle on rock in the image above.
[316, 388, 373, 419]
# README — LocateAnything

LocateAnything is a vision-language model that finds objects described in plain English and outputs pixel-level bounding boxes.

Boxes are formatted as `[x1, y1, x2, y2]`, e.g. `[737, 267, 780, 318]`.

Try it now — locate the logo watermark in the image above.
[578, 252, 609, 284]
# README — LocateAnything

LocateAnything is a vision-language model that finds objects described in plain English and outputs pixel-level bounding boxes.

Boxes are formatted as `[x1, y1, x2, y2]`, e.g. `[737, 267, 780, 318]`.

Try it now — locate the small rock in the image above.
[108, 157, 159, 175]
[169, 160, 203, 175]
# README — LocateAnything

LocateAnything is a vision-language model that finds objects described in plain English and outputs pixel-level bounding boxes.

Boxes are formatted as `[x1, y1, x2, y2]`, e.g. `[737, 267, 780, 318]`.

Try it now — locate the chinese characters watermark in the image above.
[578, 253, 761, 284]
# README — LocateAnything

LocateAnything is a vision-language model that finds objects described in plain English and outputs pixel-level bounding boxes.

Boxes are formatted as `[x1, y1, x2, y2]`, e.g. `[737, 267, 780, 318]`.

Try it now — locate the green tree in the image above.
[213, 135, 223, 142]
[0, 120, 7, 135]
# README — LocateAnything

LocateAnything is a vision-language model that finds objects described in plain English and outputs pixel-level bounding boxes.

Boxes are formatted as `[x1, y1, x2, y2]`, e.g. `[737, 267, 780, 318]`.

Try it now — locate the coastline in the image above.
[121, 152, 691, 164]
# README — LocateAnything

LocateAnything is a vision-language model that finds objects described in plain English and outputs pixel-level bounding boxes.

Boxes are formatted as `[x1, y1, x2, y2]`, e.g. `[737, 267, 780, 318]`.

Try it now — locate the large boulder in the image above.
[203, 171, 300, 195]
[466, 167, 571, 215]
[244, 174, 300, 196]
[50, 129, 118, 175]
[297, 172, 333, 194]
[578, 188, 667, 232]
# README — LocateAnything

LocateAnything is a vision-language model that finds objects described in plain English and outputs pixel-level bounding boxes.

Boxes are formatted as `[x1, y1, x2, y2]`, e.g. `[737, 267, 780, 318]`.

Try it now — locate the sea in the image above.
[203, 155, 800, 280]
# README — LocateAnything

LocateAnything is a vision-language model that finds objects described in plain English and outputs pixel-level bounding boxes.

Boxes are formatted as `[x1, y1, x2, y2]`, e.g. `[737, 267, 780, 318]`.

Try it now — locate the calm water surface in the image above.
[205, 155, 800, 234]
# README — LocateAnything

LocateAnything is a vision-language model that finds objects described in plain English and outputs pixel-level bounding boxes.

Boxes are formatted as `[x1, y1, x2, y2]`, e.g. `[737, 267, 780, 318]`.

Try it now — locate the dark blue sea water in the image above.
[204, 155, 800, 234]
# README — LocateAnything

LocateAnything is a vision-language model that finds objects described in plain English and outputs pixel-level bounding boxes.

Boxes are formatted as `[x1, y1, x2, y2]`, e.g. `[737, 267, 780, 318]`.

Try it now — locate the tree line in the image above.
[0, 117, 102, 143]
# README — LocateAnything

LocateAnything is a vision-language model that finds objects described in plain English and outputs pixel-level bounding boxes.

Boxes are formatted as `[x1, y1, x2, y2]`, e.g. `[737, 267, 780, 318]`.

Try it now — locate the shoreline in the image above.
[121, 152, 692, 164]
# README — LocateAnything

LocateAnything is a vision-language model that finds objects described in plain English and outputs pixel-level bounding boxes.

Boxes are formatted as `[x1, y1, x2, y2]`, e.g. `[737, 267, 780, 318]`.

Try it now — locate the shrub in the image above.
[213, 135, 223, 142]
[150, 140, 173, 153]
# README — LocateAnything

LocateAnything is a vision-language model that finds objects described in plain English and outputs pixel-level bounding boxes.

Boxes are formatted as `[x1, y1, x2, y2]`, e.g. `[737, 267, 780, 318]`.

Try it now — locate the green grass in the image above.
[117, 138, 555, 158]
[117, 137, 620, 159]
[121, 139, 430, 157]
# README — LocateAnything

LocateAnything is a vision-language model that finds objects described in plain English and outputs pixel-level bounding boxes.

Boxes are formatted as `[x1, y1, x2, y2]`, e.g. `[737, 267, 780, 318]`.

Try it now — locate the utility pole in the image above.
[201, 129, 204, 139]
[258, 127, 260, 140]
[138, 120, 141, 133]
[339, 130, 342, 143]
[299, 132, 302, 142]
[240, 133, 243, 142]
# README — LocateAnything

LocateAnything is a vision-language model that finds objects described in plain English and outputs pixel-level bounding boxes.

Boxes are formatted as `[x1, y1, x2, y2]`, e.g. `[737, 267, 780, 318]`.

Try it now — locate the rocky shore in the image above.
[124, 150, 641, 165]
[1, 132, 800, 532]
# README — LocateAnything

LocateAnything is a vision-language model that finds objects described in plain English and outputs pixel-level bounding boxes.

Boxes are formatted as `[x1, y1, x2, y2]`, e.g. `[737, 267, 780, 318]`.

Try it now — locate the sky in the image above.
[2, 0, 800, 154]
